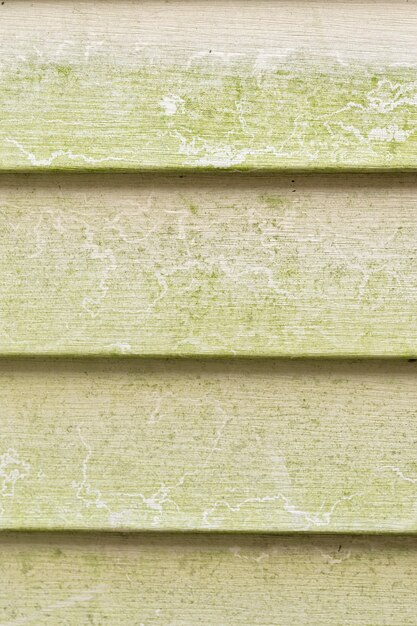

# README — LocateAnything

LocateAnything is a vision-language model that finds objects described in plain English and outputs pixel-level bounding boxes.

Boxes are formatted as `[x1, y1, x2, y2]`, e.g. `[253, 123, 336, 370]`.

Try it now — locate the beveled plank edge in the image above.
[2, 526, 417, 535]
[2, 166, 417, 174]
[0, 352, 416, 359]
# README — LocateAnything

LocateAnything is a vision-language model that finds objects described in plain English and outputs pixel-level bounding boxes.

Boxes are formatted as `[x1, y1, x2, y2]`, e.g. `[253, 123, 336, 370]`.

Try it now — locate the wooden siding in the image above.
[1, 173, 417, 356]
[0, 1, 417, 171]
[1, 358, 417, 533]
[1, 1, 417, 623]
[1, 534, 417, 625]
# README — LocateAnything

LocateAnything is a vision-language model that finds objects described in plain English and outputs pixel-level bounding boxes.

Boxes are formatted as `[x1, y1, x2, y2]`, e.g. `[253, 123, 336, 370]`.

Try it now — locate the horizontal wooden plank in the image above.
[1, 358, 417, 532]
[1, 1, 417, 171]
[1, 173, 417, 356]
[1, 533, 417, 624]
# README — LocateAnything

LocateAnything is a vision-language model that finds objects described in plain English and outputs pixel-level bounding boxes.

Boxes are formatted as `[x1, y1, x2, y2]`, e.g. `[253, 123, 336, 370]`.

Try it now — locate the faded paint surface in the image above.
[2, 58, 417, 170]
[1, 359, 417, 532]
[1, 2, 417, 622]
[1, 174, 417, 356]
[1, 533, 417, 625]
[0, 1, 417, 170]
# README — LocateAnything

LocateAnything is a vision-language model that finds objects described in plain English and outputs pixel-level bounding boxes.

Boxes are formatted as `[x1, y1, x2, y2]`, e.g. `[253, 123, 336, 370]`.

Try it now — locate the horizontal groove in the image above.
[0, 354, 416, 361]
[0, 355, 415, 368]
[1, 531, 417, 540]
[0, 170, 416, 182]
[2, 527, 417, 536]
[2, 166, 417, 175]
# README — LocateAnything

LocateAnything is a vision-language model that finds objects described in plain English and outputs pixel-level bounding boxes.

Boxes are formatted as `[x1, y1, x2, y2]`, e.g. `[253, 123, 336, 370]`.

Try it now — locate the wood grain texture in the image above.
[1, 1, 417, 171]
[1, 533, 417, 625]
[2, 358, 417, 532]
[1, 173, 417, 356]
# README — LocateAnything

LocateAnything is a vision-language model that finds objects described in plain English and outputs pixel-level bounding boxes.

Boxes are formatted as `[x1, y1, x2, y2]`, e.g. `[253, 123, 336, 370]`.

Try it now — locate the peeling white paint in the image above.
[159, 95, 185, 116]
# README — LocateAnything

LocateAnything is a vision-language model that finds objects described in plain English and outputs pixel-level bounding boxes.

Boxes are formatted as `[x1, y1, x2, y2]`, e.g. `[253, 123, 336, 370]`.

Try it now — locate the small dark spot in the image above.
[292, 189, 296, 192]
[291, 179, 295, 183]
[408, 358, 416, 362]
[209, 50, 212, 53]
[338, 545, 342, 552]
[179, 175, 184, 178]
[1, 3, 5, 5]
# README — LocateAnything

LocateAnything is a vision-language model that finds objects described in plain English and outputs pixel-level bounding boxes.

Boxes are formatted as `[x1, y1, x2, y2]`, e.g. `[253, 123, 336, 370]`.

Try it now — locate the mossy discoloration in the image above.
[0, 174, 417, 356]
[2, 534, 417, 624]
[1, 57, 417, 170]
[1, 359, 417, 532]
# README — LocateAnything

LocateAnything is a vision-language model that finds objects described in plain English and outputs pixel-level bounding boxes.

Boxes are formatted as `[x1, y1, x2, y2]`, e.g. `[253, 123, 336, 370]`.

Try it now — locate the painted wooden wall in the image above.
[1, 1, 417, 623]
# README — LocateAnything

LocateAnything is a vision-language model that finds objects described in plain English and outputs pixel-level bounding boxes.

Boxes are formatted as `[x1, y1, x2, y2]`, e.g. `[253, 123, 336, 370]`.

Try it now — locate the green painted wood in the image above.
[1, 533, 417, 624]
[1, 173, 417, 356]
[1, 358, 417, 532]
[1, 1, 417, 171]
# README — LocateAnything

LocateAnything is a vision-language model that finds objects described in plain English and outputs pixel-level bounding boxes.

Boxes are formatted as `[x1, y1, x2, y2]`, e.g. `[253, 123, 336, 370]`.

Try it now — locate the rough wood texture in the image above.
[1, 173, 417, 356]
[3, 1, 417, 621]
[1, 358, 417, 532]
[1, 1, 417, 170]
[1, 533, 417, 625]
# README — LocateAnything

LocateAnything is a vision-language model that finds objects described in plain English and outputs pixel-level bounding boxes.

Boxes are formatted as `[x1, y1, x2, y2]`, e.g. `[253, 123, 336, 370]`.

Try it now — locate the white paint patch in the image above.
[0, 449, 30, 497]
[108, 342, 133, 354]
[368, 125, 414, 142]
[159, 95, 184, 116]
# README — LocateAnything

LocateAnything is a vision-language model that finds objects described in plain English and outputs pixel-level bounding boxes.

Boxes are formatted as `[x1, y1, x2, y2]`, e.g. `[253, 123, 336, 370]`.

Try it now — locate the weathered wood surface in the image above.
[1, 358, 417, 532]
[3, 2, 417, 621]
[1, 533, 417, 625]
[1, 1, 417, 171]
[1, 173, 417, 356]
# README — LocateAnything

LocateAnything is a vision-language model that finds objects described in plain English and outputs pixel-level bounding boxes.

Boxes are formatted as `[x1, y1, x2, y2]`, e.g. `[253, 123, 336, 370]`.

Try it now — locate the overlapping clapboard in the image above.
[1, 2, 417, 623]
[1, 534, 417, 625]
[0, 0, 416, 528]
[1, 1, 417, 356]
[2, 1, 417, 172]
[1, 0, 417, 517]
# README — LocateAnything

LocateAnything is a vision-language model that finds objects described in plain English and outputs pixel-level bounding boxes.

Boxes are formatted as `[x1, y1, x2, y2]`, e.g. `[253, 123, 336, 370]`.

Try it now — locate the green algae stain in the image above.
[55, 64, 74, 79]
[2, 182, 417, 356]
[260, 195, 285, 210]
[0, 55, 416, 170]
